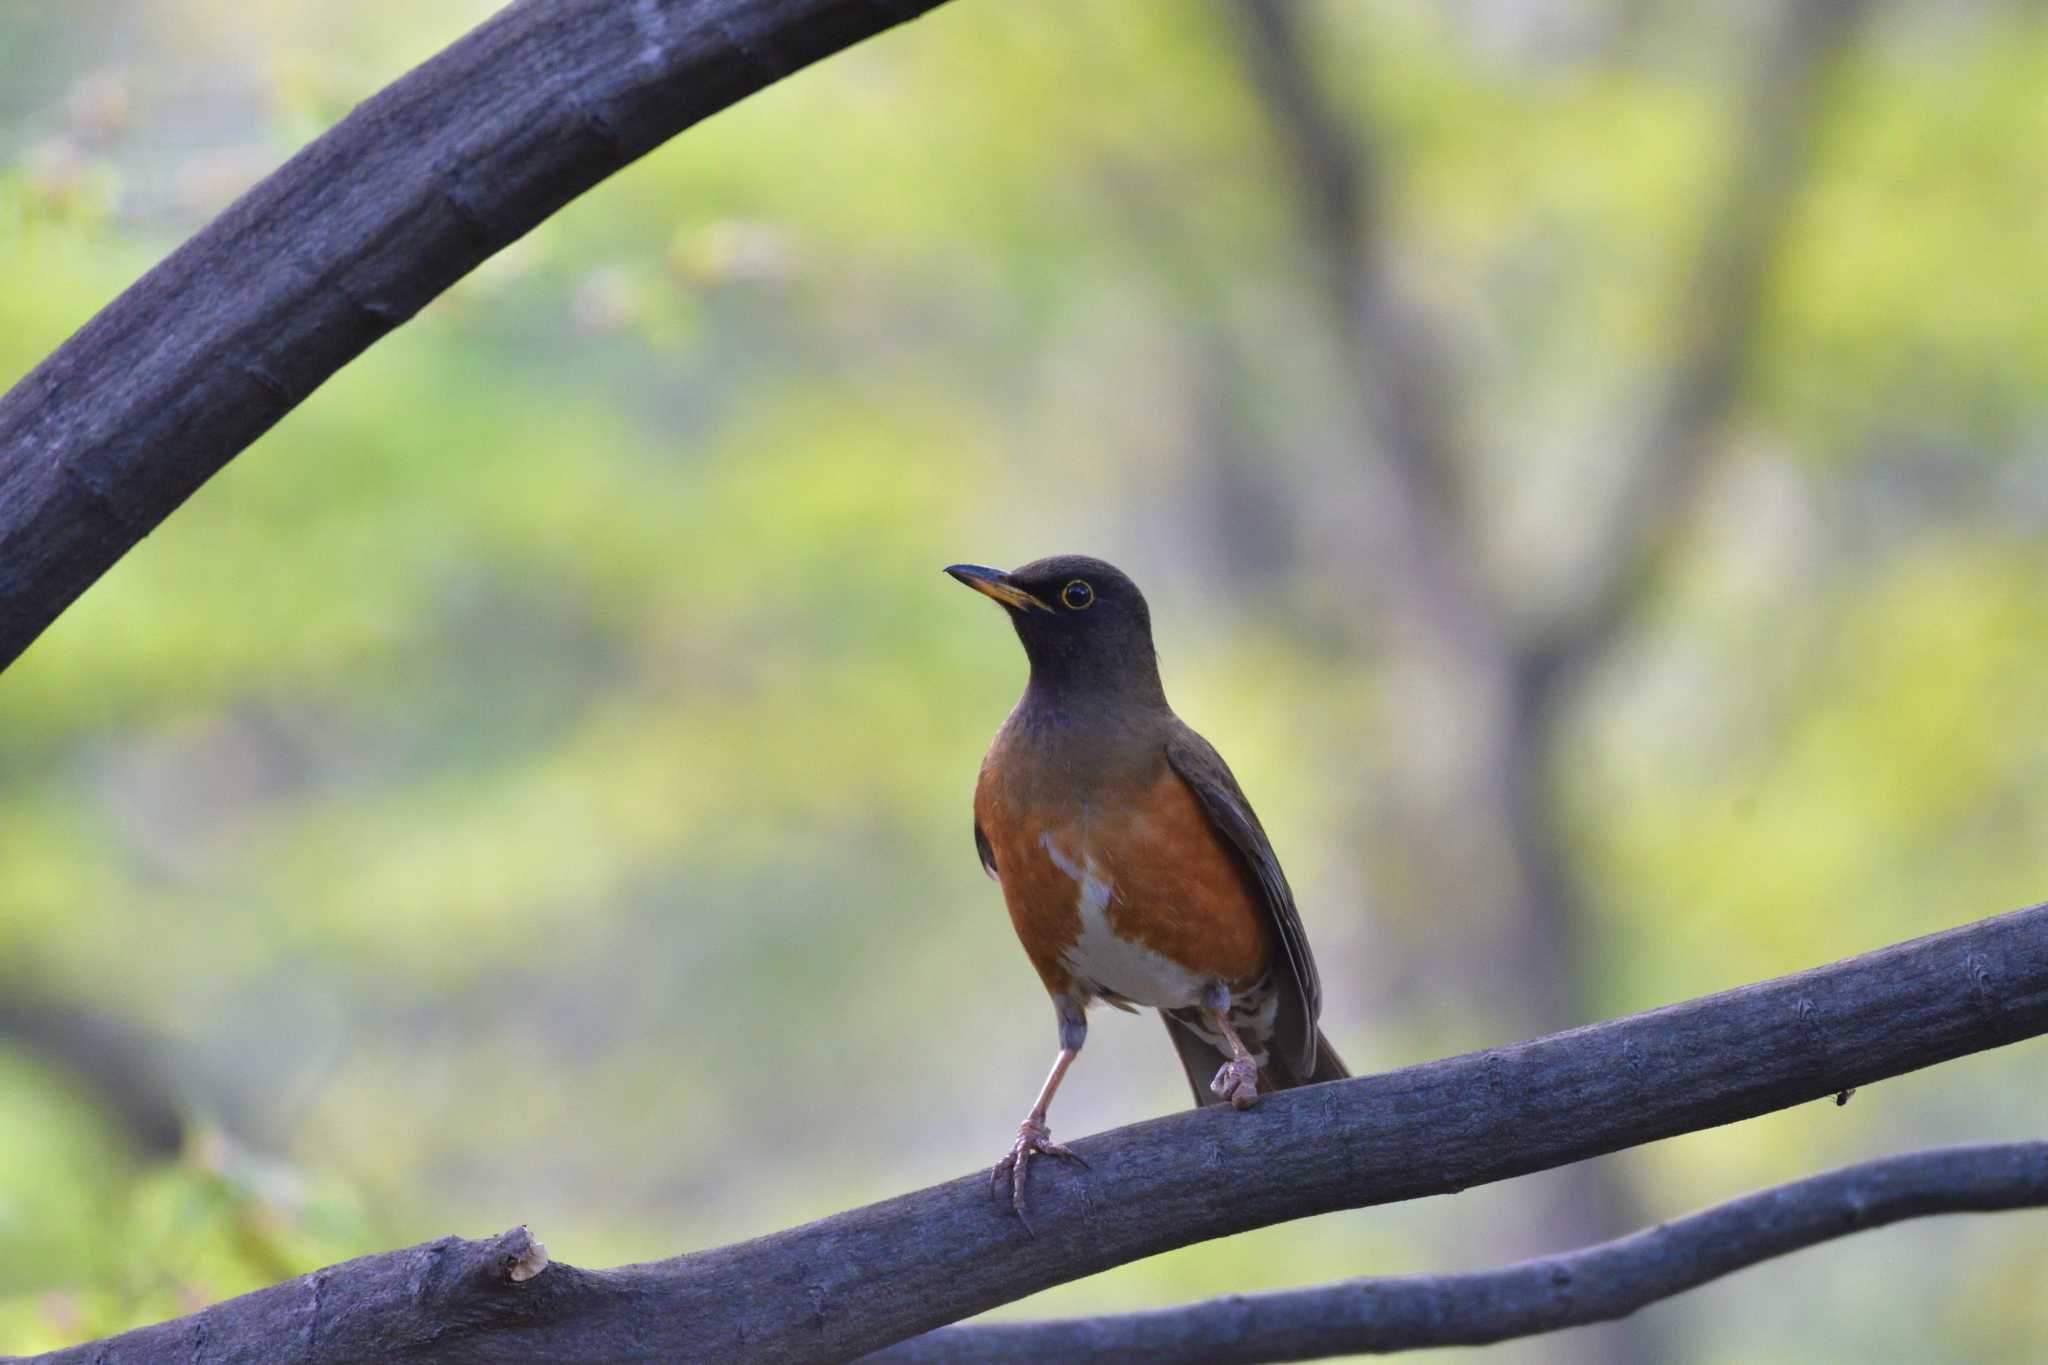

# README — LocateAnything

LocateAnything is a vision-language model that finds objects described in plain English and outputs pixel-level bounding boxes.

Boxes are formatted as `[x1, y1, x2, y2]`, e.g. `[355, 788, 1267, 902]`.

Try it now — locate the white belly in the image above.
[1040, 832, 1206, 1009]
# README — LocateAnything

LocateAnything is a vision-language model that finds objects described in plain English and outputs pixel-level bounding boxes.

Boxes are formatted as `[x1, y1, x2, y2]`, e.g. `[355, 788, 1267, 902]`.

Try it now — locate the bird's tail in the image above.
[1162, 1014, 1350, 1108]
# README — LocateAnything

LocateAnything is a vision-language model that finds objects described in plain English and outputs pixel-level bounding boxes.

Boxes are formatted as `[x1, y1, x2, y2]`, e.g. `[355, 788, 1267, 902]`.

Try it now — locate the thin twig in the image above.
[880, 1142, 2048, 1362]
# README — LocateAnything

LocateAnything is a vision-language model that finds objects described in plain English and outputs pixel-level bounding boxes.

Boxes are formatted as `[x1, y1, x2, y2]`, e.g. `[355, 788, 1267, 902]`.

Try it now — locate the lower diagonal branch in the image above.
[876, 1141, 2048, 1363]
[17, 903, 2047, 1364]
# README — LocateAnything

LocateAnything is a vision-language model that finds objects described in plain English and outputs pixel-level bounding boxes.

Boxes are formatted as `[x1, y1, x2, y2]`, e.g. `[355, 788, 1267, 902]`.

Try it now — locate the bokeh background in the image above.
[2, 1, 2044, 1360]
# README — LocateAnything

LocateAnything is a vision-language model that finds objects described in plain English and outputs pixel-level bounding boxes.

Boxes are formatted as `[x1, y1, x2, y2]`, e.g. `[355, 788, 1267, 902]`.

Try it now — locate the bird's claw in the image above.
[1211, 1056, 1261, 1110]
[990, 1118, 1088, 1227]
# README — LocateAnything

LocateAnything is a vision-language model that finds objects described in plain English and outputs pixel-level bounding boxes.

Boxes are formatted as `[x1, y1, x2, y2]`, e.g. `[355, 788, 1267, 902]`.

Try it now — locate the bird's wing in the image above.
[974, 819, 1000, 881]
[1165, 722, 1323, 1074]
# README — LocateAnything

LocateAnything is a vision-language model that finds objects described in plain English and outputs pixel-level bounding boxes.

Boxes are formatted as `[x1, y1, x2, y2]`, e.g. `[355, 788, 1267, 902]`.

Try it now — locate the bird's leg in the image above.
[992, 1001, 1090, 1221]
[1204, 986, 1261, 1110]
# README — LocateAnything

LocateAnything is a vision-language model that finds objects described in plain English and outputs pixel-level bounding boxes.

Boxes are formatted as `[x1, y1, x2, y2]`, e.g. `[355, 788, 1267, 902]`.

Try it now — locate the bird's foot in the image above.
[990, 1118, 1088, 1227]
[1211, 1056, 1260, 1110]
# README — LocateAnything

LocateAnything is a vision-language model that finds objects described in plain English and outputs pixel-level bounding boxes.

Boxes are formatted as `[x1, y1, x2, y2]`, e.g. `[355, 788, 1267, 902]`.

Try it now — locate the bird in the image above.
[947, 554, 1347, 1216]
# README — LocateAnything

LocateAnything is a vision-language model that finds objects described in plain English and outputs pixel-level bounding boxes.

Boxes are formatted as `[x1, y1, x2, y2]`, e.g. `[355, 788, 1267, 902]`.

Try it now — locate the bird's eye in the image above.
[1061, 579, 1095, 611]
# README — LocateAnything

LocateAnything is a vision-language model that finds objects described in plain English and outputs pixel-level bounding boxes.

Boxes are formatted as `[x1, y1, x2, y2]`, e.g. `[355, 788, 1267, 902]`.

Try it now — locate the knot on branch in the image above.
[505, 1229, 552, 1284]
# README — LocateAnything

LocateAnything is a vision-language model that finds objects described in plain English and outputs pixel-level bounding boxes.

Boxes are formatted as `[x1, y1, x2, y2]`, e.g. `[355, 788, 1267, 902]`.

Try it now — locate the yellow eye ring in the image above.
[1061, 579, 1095, 611]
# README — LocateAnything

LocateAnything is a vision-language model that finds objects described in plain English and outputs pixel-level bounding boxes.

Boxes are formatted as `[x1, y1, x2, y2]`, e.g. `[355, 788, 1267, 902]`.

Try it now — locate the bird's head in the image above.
[945, 554, 1165, 704]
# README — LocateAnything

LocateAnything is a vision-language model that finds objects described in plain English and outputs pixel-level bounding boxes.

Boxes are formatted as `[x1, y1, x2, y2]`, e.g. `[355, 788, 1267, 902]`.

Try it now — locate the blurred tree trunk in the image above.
[1221, 1, 1876, 1360]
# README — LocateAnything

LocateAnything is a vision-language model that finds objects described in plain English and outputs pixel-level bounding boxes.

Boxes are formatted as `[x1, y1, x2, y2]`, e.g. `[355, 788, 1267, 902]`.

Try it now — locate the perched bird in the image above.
[947, 554, 1347, 1214]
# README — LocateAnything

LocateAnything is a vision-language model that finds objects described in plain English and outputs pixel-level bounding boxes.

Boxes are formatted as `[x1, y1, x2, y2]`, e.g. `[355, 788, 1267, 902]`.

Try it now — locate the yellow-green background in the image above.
[1, 2, 2044, 1360]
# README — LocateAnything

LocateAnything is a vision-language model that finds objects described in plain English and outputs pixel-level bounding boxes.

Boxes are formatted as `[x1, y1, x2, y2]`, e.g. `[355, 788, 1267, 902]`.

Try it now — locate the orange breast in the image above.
[976, 754, 1275, 1006]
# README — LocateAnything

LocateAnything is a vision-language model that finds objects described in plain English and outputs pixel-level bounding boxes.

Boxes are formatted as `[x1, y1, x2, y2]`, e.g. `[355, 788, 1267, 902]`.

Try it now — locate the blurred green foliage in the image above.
[1, 1, 2044, 1360]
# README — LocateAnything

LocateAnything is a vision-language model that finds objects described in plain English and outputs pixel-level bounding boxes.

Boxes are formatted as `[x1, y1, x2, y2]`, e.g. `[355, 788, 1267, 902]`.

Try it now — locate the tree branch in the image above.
[0, 992, 187, 1157]
[19, 903, 2046, 1364]
[880, 1141, 2048, 1362]
[1228, 0, 1501, 664]
[0, 0, 953, 671]
[1528, 0, 1876, 690]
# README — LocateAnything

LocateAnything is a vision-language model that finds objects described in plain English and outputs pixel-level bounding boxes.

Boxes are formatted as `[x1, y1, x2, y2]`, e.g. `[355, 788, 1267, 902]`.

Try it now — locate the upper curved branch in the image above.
[0, 0, 953, 671]
[880, 1141, 2048, 1362]
[24, 902, 2048, 1364]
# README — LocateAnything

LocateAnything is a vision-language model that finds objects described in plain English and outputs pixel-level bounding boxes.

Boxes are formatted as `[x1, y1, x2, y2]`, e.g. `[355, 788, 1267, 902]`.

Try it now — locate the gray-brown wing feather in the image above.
[1162, 1012, 1231, 1108]
[974, 820, 999, 881]
[1165, 722, 1323, 1075]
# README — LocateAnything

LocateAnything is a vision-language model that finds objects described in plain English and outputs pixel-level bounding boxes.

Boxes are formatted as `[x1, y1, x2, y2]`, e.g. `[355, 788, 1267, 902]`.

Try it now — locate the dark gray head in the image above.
[945, 554, 1166, 706]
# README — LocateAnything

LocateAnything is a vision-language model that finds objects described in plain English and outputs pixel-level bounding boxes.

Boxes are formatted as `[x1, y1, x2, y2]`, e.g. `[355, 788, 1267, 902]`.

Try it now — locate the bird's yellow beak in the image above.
[945, 563, 1053, 614]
